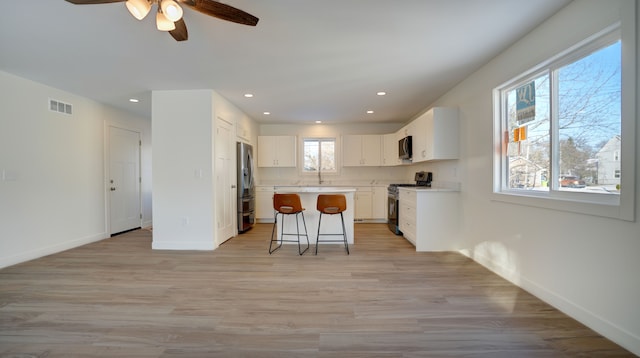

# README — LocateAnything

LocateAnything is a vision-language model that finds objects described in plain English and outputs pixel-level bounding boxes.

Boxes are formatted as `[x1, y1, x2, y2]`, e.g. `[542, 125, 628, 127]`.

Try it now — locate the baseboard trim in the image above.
[460, 249, 640, 356]
[0, 232, 107, 269]
[151, 241, 215, 251]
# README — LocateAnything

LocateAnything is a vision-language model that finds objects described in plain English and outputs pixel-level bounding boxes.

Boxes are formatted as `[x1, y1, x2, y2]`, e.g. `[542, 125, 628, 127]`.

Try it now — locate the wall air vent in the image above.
[49, 99, 72, 115]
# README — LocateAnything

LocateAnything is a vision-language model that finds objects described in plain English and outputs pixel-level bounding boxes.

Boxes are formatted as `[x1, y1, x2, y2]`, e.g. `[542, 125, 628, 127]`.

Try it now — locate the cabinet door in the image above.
[236, 116, 252, 143]
[258, 136, 297, 167]
[257, 136, 276, 167]
[412, 111, 430, 162]
[407, 107, 459, 163]
[276, 135, 297, 167]
[361, 135, 381, 166]
[354, 189, 373, 220]
[255, 187, 274, 220]
[382, 133, 399, 166]
[371, 186, 387, 219]
[343, 135, 363, 167]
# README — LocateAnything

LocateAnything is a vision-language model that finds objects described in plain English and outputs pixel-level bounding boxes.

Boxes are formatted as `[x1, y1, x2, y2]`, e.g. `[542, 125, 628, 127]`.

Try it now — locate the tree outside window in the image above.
[500, 38, 621, 195]
[303, 138, 336, 173]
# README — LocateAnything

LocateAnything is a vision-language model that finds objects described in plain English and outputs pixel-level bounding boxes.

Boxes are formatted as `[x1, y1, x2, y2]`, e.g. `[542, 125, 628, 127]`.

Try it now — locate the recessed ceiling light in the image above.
[263, 112, 271, 115]
[367, 110, 374, 114]
[315, 120, 322, 124]
[244, 93, 254, 98]
[377, 91, 386, 96]
[129, 98, 139, 103]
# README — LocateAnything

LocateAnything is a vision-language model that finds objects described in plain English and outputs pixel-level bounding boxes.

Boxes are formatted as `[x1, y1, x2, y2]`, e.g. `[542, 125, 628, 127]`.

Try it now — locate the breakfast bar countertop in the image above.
[274, 186, 357, 193]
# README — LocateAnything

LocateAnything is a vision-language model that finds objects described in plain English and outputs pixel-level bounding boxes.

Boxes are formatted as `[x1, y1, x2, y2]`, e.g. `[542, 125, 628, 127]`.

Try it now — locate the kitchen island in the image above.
[273, 187, 355, 245]
[398, 187, 459, 251]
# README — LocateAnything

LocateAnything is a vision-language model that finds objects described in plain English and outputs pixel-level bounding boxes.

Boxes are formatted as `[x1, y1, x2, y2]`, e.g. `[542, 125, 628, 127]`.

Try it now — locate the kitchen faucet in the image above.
[318, 168, 324, 185]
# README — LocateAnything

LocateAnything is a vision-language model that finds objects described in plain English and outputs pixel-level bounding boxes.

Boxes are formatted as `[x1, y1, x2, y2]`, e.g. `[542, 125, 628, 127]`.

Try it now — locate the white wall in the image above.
[0, 70, 152, 268]
[426, 1, 639, 354]
[151, 90, 216, 250]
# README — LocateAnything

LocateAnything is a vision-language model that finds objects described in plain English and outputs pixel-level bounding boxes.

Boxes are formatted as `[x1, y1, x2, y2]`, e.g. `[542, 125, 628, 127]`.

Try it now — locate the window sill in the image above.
[491, 190, 633, 222]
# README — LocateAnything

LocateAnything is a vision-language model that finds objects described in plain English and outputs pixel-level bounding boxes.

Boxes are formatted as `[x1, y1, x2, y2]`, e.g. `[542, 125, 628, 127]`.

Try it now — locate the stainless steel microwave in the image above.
[398, 136, 412, 159]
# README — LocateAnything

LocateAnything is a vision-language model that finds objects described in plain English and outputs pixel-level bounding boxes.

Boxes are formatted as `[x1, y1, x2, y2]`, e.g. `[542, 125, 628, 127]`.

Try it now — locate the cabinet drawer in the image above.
[399, 203, 416, 220]
[399, 214, 416, 234]
[399, 190, 417, 206]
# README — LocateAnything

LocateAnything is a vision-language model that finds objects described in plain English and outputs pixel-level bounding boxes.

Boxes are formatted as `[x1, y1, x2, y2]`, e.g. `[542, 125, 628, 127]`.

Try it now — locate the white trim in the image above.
[0, 232, 106, 269]
[104, 121, 144, 235]
[461, 248, 640, 356]
[492, 14, 636, 222]
[151, 241, 215, 251]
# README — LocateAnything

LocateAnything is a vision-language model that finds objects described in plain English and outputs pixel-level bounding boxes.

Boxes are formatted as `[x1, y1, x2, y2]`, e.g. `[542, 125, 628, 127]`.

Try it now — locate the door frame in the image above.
[215, 116, 237, 246]
[104, 120, 143, 236]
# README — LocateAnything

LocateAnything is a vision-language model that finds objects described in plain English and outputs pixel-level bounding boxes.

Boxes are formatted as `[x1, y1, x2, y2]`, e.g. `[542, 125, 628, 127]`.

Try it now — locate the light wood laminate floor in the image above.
[0, 224, 633, 357]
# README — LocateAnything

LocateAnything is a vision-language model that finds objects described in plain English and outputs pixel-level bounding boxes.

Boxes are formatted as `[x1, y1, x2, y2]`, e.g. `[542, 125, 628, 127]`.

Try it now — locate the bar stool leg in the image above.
[269, 211, 282, 254]
[315, 213, 323, 255]
[296, 212, 309, 255]
[340, 212, 349, 254]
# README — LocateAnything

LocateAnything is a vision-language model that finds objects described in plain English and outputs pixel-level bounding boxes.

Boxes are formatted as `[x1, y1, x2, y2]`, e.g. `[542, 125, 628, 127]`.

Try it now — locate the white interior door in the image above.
[215, 117, 235, 245]
[109, 126, 141, 235]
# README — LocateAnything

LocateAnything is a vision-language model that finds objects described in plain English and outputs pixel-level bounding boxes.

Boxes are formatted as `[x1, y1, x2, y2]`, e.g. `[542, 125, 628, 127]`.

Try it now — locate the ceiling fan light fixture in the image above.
[160, 0, 183, 22]
[125, 0, 151, 20]
[156, 10, 176, 31]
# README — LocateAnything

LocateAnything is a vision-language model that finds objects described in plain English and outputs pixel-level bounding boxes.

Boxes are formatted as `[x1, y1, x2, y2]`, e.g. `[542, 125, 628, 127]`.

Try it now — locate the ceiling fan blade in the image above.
[169, 18, 189, 41]
[182, 0, 259, 26]
[65, 0, 125, 4]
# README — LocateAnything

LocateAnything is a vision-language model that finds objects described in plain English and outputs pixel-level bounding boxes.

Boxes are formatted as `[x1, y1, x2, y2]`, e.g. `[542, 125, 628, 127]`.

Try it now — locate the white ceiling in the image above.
[1, 0, 571, 124]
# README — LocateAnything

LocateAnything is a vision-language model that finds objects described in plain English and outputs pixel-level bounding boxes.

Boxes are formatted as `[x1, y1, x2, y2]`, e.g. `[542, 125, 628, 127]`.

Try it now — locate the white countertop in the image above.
[274, 186, 356, 193]
[399, 187, 459, 192]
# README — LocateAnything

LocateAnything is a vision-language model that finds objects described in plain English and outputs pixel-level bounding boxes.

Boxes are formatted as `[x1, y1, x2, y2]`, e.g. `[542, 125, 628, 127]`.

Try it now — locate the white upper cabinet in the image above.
[236, 115, 253, 143]
[382, 133, 401, 166]
[343, 135, 382, 167]
[411, 107, 459, 163]
[257, 135, 297, 167]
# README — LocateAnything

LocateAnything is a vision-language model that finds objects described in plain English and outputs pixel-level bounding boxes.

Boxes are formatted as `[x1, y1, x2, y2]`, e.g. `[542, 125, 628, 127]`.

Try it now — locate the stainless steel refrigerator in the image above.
[237, 142, 255, 233]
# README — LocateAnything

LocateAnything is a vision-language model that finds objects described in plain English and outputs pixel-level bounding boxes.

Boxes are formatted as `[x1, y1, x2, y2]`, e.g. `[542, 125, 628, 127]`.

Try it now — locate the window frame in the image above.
[300, 137, 339, 176]
[492, 19, 636, 221]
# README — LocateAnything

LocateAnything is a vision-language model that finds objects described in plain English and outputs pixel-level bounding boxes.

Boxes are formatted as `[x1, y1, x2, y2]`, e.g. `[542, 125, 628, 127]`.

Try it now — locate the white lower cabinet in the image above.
[372, 186, 387, 220]
[353, 186, 387, 221]
[398, 188, 459, 251]
[255, 186, 275, 222]
[354, 187, 373, 220]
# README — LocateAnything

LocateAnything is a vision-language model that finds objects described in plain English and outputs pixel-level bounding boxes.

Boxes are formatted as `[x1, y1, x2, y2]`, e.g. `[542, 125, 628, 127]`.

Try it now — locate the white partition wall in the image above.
[152, 90, 216, 250]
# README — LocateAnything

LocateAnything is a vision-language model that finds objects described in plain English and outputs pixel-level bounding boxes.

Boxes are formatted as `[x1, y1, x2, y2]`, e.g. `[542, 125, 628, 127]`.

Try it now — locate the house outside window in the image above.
[493, 19, 636, 221]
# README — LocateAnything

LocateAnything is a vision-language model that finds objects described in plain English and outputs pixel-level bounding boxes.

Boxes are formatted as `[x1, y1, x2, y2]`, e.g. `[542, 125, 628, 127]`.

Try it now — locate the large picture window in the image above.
[493, 22, 635, 220]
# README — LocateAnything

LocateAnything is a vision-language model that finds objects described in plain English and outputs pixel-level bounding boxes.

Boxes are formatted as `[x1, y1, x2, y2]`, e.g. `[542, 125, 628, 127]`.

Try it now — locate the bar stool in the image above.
[315, 194, 349, 255]
[269, 193, 309, 255]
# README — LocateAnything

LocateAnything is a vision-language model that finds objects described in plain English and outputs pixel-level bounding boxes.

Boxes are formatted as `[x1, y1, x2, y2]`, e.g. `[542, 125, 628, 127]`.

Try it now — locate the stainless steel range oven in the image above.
[387, 171, 432, 235]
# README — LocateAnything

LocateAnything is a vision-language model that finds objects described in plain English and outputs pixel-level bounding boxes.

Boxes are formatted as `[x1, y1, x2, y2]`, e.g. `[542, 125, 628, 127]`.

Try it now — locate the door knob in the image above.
[110, 187, 116, 191]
